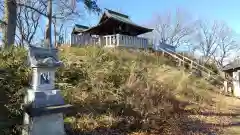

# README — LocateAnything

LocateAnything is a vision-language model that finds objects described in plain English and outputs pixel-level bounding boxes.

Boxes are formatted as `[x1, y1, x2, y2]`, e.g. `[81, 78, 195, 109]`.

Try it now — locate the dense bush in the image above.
[58, 47, 218, 135]
[0, 47, 30, 134]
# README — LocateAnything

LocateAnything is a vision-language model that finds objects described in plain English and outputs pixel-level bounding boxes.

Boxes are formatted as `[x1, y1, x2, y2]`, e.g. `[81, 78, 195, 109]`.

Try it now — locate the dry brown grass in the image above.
[1, 46, 240, 135]
[56, 46, 240, 135]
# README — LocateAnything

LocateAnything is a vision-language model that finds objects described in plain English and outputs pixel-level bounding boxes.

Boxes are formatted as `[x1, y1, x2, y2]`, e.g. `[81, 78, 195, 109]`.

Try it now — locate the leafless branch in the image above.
[149, 10, 195, 48]
[16, 0, 43, 46]
[195, 20, 239, 66]
[215, 22, 239, 67]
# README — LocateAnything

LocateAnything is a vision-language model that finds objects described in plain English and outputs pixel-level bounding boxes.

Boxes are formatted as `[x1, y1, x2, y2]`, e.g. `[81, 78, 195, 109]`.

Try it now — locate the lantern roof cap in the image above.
[28, 45, 62, 68]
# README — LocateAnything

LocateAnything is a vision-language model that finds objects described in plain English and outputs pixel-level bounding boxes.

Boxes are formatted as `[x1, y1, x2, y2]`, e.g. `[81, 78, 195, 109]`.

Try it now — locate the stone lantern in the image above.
[22, 45, 71, 135]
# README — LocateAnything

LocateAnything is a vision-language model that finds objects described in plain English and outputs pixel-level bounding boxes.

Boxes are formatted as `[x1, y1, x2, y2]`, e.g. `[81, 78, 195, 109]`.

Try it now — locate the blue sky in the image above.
[75, 0, 240, 60]
[81, 0, 240, 33]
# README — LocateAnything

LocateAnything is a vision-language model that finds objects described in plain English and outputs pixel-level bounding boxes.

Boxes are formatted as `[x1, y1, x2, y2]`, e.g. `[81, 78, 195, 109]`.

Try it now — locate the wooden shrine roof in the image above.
[72, 9, 153, 36]
[222, 59, 240, 72]
[72, 24, 89, 34]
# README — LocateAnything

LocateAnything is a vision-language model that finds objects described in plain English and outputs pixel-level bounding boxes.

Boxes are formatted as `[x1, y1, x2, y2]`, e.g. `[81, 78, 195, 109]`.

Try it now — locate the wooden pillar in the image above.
[106, 36, 108, 46]
[224, 80, 228, 93]
[232, 71, 240, 97]
[109, 36, 112, 46]
[116, 34, 120, 46]
[190, 61, 193, 69]
[98, 36, 101, 46]
[70, 34, 73, 45]
[208, 71, 211, 78]
[133, 37, 135, 47]
[178, 59, 181, 67]
[162, 51, 165, 57]
[183, 57, 185, 68]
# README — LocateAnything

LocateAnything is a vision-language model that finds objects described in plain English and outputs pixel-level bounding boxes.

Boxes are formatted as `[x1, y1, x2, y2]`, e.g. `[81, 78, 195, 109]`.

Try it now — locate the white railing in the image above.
[101, 34, 118, 47]
[102, 34, 149, 48]
[71, 34, 99, 46]
[71, 34, 149, 49]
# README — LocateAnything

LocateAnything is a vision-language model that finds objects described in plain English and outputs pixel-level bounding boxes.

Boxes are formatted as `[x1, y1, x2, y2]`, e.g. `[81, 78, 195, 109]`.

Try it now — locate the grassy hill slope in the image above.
[59, 47, 240, 135]
[1, 46, 240, 135]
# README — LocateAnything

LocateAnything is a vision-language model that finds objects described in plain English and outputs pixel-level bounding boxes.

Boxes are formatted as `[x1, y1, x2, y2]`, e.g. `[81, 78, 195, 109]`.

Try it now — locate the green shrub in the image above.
[0, 47, 29, 134]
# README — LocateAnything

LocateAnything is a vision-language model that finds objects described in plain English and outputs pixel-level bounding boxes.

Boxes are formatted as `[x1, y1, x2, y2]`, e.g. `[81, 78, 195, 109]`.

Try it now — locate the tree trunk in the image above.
[3, 0, 17, 48]
[45, 0, 52, 48]
[53, 18, 57, 48]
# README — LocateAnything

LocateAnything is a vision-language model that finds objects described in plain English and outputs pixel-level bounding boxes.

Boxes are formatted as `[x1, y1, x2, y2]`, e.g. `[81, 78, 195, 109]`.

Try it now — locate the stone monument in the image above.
[22, 45, 71, 135]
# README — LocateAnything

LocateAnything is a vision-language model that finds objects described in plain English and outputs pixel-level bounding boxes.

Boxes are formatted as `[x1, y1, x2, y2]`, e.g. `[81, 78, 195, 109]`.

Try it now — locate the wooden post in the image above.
[208, 71, 211, 78]
[190, 61, 193, 69]
[232, 71, 240, 97]
[109, 36, 112, 47]
[162, 51, 165, 57]
[183, 57, 185, 68]
[224, 73, 227, 93]
[224, 80, 228, 93]
[70, 34, 73, 46]
[178, 59, 181, 67]
[98, 36, 101, 46]
[116, 34, 120, 46]
[105, 36, 108, 46]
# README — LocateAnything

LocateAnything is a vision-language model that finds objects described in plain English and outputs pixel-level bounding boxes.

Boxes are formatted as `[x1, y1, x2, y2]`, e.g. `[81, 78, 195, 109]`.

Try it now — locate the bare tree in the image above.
[53, 17, 64, 47]
[214, 23, 239, 67]
[51, 0, 81, 48]
[149, 9, 196, 48]
[26, 0, 101, 48]
[194, 20, 239, 66]
[45, 0, 52, 48]
[2, 0, 101, 48]
[3, 0, 17, 48]
[16, 0, 45, 46]
[194, 20, 220, 63]
[50, 0, 101, 48]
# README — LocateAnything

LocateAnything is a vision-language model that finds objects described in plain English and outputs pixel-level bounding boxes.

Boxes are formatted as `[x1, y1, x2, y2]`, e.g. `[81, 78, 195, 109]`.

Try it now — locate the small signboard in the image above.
[40, 72, 50, 84]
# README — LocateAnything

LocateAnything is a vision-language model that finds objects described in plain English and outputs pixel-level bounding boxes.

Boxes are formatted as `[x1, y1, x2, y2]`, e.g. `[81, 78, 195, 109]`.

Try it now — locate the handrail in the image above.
[166, 49, 221, 75]
[158, 48, 228, 85]
[173, 51, 234, 83]
[169, 50, 216, 75]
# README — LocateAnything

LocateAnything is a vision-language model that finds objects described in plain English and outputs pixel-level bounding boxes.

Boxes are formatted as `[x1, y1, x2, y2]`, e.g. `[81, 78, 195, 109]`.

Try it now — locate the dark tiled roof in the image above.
[104, 9, 132, 24]
[72, 24, 89, 34]
[106, 9, 129, 19]
[104, 9, 153, 32]
[72, 9, 153, 36]
[222, 59, 240, 71]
